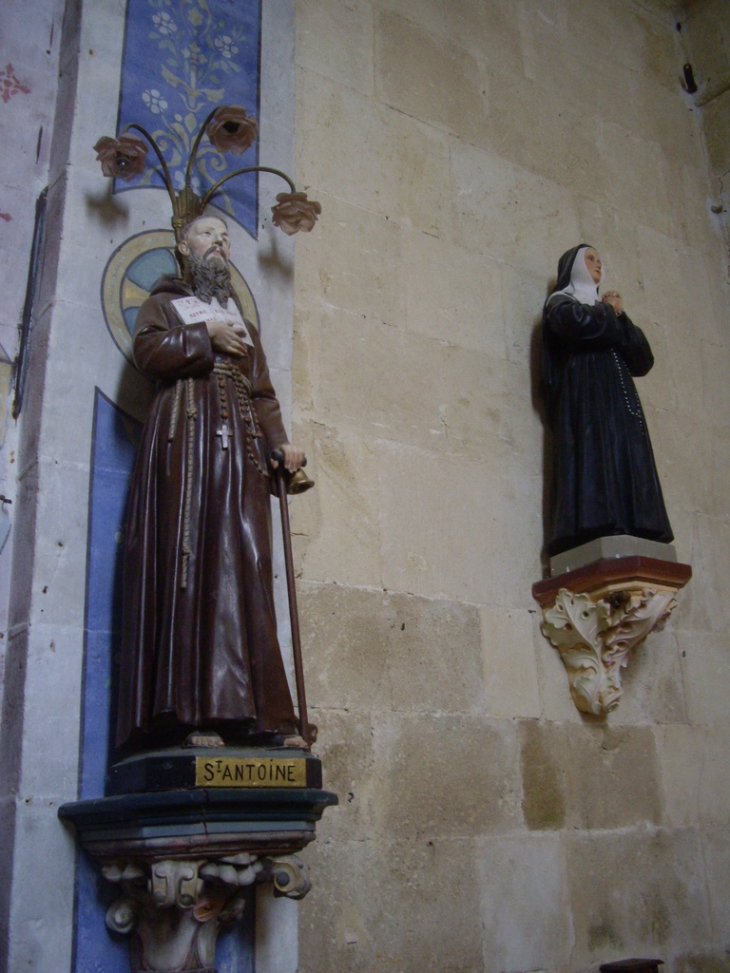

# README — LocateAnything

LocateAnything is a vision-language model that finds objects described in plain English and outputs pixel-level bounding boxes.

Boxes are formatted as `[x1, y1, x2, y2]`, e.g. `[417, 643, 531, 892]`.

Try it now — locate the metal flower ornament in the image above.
[93, 103, 321, 239]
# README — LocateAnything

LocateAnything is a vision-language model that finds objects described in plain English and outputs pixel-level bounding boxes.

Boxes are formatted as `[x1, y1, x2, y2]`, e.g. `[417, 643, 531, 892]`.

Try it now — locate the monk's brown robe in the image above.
[116, 276, 297, 754]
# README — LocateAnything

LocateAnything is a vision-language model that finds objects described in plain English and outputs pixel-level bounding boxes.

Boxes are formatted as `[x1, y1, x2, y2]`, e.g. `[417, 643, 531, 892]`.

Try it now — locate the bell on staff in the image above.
[286, 469, 315, 495]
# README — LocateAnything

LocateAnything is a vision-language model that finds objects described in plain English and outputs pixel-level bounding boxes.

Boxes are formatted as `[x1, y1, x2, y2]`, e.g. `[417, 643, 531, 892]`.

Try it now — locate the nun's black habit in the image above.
[541, 244, 673, 558]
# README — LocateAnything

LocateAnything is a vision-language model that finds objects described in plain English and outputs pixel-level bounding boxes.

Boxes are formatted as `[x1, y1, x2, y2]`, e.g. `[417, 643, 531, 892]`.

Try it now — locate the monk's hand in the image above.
[206, 318, 248, 357]
[602, 290, 623, 315]
[271, 444, 306, 472]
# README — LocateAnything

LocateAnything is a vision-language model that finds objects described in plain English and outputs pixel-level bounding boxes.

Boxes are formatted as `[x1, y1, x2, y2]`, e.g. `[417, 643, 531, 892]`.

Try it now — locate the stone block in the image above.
[520, 721, 662, 831]
[370, 0, 443, 36]
[301, 303, 447, 451]
[599, 121, 674, 238]
[679, 629, 730, 725]
[289, 422, 383, 589]
[566, 828, 712, 961]
[631, 76, 701, 171]
[304, 709, 376, 842]
[680, 515, 730, 633]
[500, 260, 548, 370]
[295, 0, 374, 97]
[674, 950, 730, 973]
[523, 22, 640, 134]
[299, 289, 545, 461]
[442, 0, 523, 76]
[637, 226, 720, 345]
[447, 140, 582, 276]
[376, 439, 542, 607]
[701, 826, 730, 938]
[480, 606, 541, 719]
[562, 0, 678, 91]
[571, 723, 662, 829]
[298, 836, 483, 973]
[657, 725, 730, 828]
[298, 308, 436, 442]
[483, 46, 645, 200]
[708, 424, 730, 522]
[616, 627, 688, 726]
[403, 230, 507, 359]
[299, 581, 485, 717]
[520, 719, 569, 831]
[375, 11, 490, 146]
[534, 619, 584, 723]
[702, 340, 730, 428]
[375, 714, 521, 838]
[647, 407, 711, 520]
[294, 191, 406, 328]
[649, 323, 703, 422]
[671, 161, 720, 258]
[476, 833, 573, 972]
[296, 69, 453, 237]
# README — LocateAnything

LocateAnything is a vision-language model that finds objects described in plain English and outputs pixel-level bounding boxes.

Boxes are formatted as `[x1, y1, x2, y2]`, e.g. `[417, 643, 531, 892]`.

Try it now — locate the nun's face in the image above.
[584, 248, 602, 284]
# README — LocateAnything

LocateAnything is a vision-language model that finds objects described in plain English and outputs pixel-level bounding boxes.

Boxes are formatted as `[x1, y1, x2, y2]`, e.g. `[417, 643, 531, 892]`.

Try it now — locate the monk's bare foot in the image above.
[283, 734, 309, 750]
[184, 730, 225, 748]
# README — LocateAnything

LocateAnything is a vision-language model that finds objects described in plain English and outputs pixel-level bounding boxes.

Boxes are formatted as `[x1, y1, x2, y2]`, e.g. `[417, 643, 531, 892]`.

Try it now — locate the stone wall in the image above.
[292, 1, 730, 970]
[680, 0, 730, 264]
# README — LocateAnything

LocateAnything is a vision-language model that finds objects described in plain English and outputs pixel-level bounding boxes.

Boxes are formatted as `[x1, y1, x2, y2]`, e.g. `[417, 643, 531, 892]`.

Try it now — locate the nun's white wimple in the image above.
[551, 246, 600, 306]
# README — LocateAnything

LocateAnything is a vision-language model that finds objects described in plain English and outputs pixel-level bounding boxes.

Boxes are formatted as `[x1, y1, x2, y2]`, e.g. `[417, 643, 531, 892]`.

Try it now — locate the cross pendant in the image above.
[216, 422, 232, 449]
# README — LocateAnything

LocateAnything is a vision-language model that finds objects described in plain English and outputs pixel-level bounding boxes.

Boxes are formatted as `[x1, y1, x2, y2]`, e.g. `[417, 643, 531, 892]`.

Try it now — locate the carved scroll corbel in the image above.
[532, 554, 691, 716]
[102, 853, 310, 973]
[541, 586, 676, 715]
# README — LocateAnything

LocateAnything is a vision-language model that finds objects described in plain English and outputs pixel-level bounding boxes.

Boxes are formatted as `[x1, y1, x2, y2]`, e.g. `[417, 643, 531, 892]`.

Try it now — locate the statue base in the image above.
[59, 748, 337, 972]
[533, 554, 691, 716]
[549, 534, 677, 576]
[106, 745, 324, 794]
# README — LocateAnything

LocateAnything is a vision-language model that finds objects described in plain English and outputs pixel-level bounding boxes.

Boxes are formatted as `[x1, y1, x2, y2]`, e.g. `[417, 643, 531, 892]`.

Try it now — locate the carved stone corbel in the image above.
[102, 853, 309, 973]
[58, 751, 337, 973]
[533, 555, 691, 715]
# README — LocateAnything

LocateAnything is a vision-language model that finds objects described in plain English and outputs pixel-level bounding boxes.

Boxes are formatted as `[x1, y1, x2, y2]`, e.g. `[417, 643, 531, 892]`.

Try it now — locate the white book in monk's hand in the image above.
[171, 295, 254, 346]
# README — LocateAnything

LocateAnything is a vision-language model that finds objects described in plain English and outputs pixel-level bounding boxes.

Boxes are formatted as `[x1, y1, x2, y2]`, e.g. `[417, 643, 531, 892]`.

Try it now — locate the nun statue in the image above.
[541, 244, 673, 558]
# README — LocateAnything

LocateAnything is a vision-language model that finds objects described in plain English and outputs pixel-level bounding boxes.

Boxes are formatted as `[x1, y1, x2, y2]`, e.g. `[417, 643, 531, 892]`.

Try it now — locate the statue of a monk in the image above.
[116, 214, 306, 756]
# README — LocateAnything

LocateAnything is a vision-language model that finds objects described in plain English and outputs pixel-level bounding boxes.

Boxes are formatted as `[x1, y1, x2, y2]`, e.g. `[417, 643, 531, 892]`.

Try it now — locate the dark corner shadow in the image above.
[85, 181, 130, 228]
[530, 276, 556, 579]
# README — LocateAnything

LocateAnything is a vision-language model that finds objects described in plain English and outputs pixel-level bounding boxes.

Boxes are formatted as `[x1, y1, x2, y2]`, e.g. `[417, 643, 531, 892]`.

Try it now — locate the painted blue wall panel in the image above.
[74, 389, 255, 972]
[116, 0, 262, 237]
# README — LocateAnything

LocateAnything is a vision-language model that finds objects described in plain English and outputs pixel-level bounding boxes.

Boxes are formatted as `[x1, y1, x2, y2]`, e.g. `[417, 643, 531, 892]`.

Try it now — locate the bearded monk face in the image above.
[584, 247, 602, 284]
[179, 216, 231, 269]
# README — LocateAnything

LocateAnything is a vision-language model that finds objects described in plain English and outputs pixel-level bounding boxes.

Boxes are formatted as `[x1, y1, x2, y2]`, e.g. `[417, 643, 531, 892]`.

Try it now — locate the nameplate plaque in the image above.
[195, 756, 308, 788]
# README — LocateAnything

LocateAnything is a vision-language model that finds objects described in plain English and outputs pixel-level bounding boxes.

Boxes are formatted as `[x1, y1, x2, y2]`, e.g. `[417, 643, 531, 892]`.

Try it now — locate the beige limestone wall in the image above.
[679, 0, 730, 261]
[291, 0, 730, 970]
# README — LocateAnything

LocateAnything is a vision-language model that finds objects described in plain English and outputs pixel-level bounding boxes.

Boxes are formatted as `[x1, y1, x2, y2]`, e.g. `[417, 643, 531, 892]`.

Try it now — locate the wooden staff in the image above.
[271, 450, 312, 745]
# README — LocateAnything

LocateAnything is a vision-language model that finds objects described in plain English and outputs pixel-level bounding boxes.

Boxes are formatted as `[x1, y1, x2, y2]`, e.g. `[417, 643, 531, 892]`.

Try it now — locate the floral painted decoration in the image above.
[94, 134, 149, 181]
[0, 64, 30, 104]
[271, 192, 322, 235]
[206, 105, 258, 156]
[93, 104, 320, 237]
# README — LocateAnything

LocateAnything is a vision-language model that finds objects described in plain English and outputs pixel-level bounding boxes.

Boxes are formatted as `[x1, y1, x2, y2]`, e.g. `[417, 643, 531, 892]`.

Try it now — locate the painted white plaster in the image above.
[256, 884, 299, 973]
[2, 0, 299, 970]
